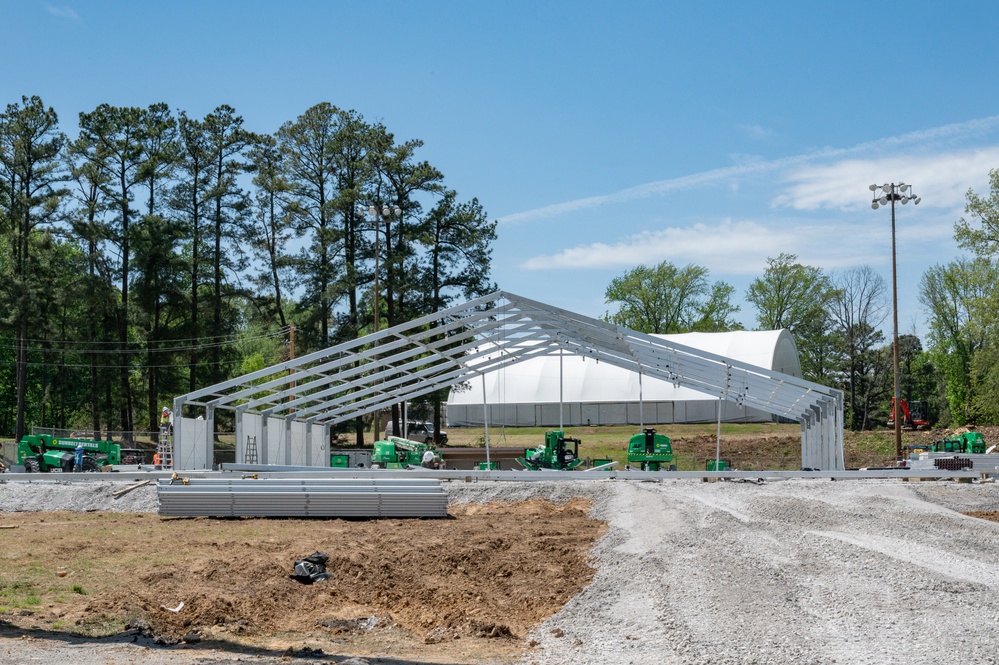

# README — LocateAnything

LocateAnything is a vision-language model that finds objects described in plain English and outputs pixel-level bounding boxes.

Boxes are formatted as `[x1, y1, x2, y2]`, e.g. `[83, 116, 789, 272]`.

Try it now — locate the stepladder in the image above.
[155, 423, 173, 468]
[244, 435, 258, 464]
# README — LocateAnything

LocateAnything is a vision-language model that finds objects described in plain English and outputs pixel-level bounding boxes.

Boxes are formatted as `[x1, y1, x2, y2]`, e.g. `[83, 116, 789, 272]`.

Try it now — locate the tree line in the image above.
[0, 96, 496, 443]
[604, 172, 999, 432]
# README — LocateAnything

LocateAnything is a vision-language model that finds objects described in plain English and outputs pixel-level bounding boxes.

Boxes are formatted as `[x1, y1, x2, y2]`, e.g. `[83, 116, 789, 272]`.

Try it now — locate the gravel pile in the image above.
[506, 478, 999, 665]
[2, 476, 999, 664]
[0, 478, 159, 512]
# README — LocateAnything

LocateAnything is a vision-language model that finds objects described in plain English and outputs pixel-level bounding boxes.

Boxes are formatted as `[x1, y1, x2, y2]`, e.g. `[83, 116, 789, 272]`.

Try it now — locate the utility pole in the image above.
[870, 182, 921, 461]
[289, 323, 295, 412]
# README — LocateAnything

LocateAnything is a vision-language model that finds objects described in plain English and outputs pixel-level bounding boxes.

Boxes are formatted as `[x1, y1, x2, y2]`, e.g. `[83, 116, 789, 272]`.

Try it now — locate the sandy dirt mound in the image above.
[0, 497, 604, 662]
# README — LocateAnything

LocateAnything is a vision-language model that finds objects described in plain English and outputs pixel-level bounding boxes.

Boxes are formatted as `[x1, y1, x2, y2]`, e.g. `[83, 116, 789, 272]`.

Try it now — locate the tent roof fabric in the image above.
[173, 291, 844, 469]
[447, 330, 802, 406]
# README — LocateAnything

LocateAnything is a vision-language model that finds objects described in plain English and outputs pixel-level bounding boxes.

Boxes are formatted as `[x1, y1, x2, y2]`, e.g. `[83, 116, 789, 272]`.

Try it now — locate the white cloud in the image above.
[774, 147, 999, 212]
[45, 4, 80, 21]
[514, 211, 948, 276]
[519, 218, 885, 274]
[498, 115, 999, 225]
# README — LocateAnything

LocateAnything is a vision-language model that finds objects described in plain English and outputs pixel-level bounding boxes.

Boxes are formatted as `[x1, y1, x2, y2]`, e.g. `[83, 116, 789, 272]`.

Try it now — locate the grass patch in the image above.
[448, 423, 806, 469]
[0, 580, 42, 610]
[72, 585, 86, 595]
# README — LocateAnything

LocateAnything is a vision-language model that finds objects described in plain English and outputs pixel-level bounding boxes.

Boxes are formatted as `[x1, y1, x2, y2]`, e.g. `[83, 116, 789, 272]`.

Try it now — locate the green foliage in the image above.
[604, 261, 738, 334]
[919, 258, 998, 425]
[831, 266, 889, 430]
[746, 253, 835, 330]
[746, 253, 838, 385]
[0, 95, 498, 439]
[691, 281, 743, 332]
[955, 168, 999, 256]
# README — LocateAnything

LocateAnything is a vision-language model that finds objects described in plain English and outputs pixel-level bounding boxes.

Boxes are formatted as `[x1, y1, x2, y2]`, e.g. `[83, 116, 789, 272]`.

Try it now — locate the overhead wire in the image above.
[1, 326, 292, 355]
[23, 357, 253, 370]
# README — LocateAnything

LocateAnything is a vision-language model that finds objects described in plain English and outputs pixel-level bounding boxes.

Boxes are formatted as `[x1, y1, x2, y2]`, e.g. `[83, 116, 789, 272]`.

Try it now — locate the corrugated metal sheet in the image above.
[157, 477, 448, 518]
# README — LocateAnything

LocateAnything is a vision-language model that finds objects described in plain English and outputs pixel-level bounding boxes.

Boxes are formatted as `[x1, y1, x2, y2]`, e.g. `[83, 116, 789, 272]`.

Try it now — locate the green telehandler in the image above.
[17, 434, 122, 473]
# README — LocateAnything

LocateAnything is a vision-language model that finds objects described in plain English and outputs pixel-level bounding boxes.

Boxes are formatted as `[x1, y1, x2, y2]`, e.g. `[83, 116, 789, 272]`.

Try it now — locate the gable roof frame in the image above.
[173, 291, 844, 469]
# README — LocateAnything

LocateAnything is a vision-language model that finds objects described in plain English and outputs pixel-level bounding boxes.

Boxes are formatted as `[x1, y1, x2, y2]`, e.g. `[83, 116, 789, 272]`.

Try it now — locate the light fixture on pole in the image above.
[869, 182, 920, 462]
[356, 203, 402, 440]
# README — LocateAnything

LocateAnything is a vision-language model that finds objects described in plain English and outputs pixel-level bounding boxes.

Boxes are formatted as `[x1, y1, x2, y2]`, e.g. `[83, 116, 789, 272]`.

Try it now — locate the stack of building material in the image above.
[911, 452, 999, 472]
[157, 477, 448, 518]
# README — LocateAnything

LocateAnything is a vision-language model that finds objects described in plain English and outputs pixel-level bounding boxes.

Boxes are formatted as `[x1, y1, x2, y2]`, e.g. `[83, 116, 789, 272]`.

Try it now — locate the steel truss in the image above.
[174, 291, 844, 470]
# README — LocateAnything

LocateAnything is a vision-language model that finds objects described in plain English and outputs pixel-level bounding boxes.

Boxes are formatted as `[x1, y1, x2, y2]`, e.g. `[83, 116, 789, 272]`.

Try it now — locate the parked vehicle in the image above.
[384, 421, 448, 444]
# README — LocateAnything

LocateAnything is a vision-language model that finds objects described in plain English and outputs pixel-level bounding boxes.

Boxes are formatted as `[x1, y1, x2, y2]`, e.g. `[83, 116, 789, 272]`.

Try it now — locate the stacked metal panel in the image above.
[157, 477, 448, 518]
[911, 453, 999, 471]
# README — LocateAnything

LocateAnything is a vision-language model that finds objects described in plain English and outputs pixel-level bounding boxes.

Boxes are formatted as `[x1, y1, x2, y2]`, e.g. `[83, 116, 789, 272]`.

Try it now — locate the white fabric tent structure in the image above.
[172, 291, 844, 471]
[446, 330, 803, 427]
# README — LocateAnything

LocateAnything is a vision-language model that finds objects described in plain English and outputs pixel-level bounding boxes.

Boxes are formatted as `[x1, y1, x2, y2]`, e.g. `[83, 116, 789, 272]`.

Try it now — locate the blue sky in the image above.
[5, 1, 999, 338]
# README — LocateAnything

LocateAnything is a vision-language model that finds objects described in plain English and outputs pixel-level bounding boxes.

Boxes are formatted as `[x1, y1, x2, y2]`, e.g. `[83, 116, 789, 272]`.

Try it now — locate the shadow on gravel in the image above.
[0, 619, 483, 665]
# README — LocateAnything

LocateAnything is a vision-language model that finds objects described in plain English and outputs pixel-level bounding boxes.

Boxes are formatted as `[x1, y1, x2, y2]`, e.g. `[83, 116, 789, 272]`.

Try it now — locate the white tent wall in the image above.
[174, 416, 211, 470]
[265, 417, 285, 465]
[447, 330, 800, 427]
[288, 420, 311, 466]
[232, 413, 326, 467]
[451, 398, 765, 427]
[312, 423, 327, 465]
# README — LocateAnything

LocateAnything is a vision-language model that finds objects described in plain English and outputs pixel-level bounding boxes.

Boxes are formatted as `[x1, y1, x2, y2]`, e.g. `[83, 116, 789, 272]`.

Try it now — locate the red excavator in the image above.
[887, 398, 930, 431]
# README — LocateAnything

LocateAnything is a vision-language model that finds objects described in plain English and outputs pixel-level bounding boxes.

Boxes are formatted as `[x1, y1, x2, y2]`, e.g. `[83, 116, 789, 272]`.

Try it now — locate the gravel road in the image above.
[3, 477, 999, 664]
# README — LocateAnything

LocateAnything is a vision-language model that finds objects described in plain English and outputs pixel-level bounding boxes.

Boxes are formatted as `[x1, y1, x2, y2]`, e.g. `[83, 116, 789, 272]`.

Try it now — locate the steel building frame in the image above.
[174, 291, 844, 470]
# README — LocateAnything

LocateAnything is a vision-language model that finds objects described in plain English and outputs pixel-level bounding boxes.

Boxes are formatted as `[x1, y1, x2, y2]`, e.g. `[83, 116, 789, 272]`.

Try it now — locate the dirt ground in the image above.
[676, 423, 999, 469]
[2, 424, 997, 663]
[0, 498, 605, 664]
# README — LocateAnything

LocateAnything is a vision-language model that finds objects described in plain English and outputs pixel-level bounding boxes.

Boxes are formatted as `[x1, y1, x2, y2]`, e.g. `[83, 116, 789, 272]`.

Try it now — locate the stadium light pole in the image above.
[870, 182, 920, 461]
[357, 203, 402, 439]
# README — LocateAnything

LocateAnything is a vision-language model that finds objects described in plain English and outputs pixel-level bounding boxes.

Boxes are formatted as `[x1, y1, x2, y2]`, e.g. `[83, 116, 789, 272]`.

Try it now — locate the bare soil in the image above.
[678, 424, 999, 469]
[2, 424, 998, 663]
[0, 498, 605, 663]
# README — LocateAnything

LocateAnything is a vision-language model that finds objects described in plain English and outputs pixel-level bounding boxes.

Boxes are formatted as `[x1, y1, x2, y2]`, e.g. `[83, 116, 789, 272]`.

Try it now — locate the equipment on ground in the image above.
[705, 459, 731, 471]
[932, 431, 987, 455]
[888, 398, 930, 430]
[371, 436, 442, 469]
[119, 448, 146, 465]
[17, 434, 122, 473]
[384, 421, 448, 445]
[517, 430, 583, 470]
[627, 428, 675, 471]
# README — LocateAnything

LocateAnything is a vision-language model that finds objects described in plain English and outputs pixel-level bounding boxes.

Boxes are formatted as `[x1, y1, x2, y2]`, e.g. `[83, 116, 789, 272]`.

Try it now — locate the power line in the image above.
[2, 327, 292, 355]
[8, 326, 292, 347]
[24, 357, 266, 370]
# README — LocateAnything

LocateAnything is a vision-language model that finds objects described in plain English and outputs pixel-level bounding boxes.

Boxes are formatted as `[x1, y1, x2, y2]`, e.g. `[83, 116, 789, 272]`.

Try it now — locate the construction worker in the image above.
[420, 450, 442, 469]
[160, 407, 171, 434]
